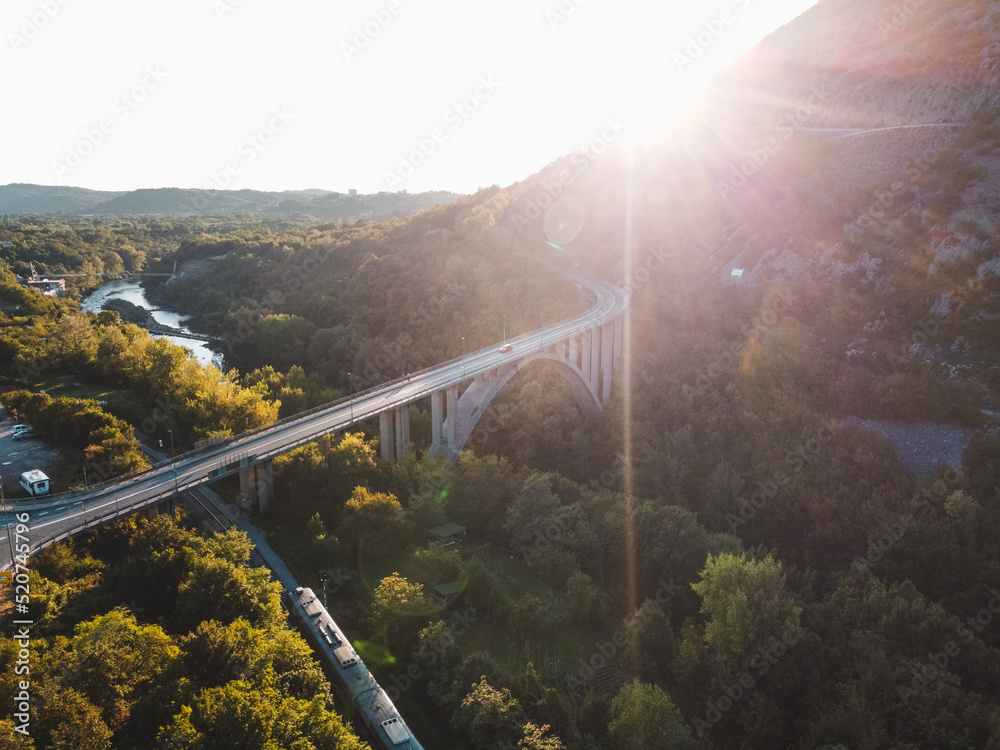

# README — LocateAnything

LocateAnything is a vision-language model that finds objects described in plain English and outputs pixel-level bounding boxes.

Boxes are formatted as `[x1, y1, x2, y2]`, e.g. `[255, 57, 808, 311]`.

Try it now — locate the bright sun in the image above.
[4, 0, 819, 194]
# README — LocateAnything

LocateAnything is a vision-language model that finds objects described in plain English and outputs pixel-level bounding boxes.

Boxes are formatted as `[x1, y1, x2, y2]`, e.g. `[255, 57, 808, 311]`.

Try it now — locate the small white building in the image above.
[20, 470, 50, 496]
[25, 278, 66, 296]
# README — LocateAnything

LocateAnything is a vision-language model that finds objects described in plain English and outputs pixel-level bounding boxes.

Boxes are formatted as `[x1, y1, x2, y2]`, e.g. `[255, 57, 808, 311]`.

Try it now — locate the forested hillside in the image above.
[147, 193, 582, 397]
[2, 0, 1000, 747]
[0, 518, 368, 749]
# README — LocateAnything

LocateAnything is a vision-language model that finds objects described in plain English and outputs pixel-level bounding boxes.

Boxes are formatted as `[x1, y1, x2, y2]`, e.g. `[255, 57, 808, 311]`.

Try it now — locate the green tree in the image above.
[340, 486, 411, 551]
[200, 527, 255, 567]
[324, 432, 379, 498]
[607, 682, 698, 750]
[369, 572, 432, 646]
[562, 571, 606, 624]
[35, 689, 112, 750]
[690, 552, 801, 668]
[623, 599, 676, 685]
[0, 719, 35, 749]
[519, 723, 566, 750]
[452, 676, 526, 750]
[45, 608, 178, 732]
[176, 556, 284, 631]
[162, 681, 278, 750]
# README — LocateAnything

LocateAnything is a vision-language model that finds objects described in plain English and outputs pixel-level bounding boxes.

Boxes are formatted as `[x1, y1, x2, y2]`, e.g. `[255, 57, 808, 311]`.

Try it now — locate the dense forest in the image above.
[3, 0, 1000, 747]
[0, 517, 368, 749]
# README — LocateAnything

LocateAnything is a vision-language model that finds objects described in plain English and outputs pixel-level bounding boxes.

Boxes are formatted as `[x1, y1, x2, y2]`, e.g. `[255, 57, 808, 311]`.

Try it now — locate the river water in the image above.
[81, 280, 223, 369]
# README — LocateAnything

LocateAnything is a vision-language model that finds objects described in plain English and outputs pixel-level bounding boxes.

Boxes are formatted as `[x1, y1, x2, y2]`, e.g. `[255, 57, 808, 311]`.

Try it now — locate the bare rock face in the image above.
[931, 233, 990, 271]
[845, 416, 969, 477]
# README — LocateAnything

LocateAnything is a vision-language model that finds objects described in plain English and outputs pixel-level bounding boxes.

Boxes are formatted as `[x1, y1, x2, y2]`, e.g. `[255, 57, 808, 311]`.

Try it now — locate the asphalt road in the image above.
[0, 265, 628, 565]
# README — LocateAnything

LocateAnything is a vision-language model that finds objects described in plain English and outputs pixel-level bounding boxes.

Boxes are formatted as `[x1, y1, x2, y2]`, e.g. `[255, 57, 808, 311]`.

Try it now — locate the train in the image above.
[285, 586, 425, 750]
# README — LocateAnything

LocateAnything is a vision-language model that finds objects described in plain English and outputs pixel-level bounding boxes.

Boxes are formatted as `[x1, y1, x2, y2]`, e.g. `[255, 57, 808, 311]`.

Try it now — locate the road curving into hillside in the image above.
[0, 262, 628, 567]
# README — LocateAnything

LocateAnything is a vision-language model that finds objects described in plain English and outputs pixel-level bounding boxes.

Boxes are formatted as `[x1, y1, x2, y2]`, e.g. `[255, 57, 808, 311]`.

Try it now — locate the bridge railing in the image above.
[5, 267, 626, 509]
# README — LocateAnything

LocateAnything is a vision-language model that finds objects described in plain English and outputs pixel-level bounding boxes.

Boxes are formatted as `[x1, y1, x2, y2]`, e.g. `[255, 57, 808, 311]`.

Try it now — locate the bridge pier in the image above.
[379, 406, 412, 462]
[395, 405, 410, 460]
[239, 461, 273, 513]
[446, 386, 458, 457]
[431, 391, 443, 452]
[601, 322, 614, 402]
[583, 328, 597, 386]
[380, 411, 394, 462]
[429, 386, 460, 459]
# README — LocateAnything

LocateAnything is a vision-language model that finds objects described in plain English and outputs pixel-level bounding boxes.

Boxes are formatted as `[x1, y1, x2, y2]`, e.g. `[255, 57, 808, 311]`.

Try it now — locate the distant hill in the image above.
[0, 183, 129, 214]
[0, 183, 460, 220]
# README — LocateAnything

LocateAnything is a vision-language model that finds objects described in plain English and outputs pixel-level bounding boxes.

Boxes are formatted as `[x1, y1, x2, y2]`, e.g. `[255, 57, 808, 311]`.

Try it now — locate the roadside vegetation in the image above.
[2, 2, 1000, 746]
[0, 517, 368, 749]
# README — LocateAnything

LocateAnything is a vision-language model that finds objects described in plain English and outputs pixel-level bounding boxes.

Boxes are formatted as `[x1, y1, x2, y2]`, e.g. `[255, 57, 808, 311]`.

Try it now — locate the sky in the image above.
[3, 0, 819, 196]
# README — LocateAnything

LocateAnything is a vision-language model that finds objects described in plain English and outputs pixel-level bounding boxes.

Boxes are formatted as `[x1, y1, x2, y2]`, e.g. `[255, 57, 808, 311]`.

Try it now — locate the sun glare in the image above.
[5, 0, 819, 194]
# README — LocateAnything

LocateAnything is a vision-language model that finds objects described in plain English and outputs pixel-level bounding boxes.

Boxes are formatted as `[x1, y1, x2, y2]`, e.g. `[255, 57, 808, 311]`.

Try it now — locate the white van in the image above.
[20, 470, 50, 496]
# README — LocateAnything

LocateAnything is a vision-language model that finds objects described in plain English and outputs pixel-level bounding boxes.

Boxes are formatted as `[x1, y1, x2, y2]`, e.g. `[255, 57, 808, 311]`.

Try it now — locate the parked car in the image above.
[11, 424, 31, 435]
[13, 428, 39, 440]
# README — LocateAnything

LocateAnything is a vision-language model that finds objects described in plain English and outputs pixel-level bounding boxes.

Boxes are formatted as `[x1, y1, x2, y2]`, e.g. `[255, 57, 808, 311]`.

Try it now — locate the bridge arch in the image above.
[420, 319, 622, 462]
[450, 352, 602, 458]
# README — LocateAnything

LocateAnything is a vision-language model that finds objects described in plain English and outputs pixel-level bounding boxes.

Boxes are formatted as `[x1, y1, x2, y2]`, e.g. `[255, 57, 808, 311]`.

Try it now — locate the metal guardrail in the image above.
[6, 266, 626, 511]
[1, 264, 629, 556]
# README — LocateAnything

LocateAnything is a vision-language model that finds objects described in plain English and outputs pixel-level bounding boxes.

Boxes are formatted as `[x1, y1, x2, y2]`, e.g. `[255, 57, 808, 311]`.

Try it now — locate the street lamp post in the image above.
[462, 337, 466, 377]
[348, 372, 354, 422]
[168, 429, 175, 459]
[540, 313, 544, 347]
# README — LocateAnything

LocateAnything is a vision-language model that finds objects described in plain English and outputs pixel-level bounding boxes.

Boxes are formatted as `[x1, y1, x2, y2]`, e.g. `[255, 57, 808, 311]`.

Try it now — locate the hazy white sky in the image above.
[4, 0, 818, 195]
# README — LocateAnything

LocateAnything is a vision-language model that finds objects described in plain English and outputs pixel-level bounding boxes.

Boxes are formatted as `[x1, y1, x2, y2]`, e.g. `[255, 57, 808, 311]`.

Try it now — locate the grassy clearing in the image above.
[21, 372, 118, 402]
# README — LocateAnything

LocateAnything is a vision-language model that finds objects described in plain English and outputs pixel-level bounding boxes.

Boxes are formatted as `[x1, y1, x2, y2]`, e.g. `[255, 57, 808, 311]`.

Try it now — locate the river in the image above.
[81, 280, 224, 369]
